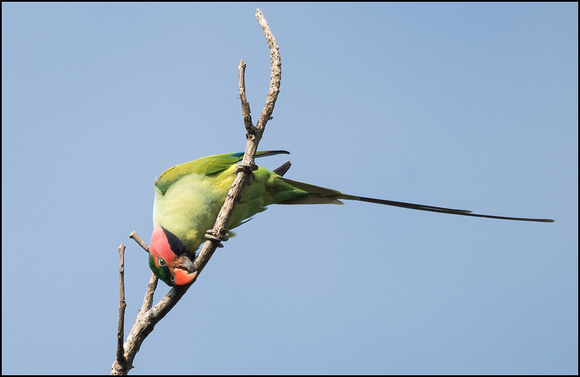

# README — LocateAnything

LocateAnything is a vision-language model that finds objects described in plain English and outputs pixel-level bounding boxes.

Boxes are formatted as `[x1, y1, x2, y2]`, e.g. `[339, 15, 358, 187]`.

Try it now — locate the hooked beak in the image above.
[171, 255, 195, 285]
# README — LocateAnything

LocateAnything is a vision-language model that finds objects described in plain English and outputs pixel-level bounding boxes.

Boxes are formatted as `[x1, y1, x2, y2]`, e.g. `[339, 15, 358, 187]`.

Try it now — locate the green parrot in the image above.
[149, 150, 553, 286]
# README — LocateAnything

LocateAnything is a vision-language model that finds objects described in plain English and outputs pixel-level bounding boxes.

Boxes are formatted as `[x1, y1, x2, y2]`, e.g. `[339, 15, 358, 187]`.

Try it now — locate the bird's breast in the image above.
[153, 173, 233, 251]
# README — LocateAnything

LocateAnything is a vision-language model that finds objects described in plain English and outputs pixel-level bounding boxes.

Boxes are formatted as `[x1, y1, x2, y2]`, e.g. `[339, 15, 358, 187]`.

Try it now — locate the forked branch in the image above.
[111, 9, 281, 375]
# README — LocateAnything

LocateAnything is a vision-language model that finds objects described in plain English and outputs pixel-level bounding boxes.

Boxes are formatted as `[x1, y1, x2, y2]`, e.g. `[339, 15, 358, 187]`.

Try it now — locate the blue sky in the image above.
[2, 3, 577, 374]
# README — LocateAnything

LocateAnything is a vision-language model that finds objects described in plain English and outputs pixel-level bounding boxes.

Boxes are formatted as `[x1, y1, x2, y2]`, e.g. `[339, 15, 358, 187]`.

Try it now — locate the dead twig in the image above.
[115, 245, 127, 371]
[129, 231, 149, 252]
[111, 9, 281, 375]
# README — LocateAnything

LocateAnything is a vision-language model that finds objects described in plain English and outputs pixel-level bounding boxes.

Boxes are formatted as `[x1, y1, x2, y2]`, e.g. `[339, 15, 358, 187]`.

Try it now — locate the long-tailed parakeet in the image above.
[149, 151, 553, 286]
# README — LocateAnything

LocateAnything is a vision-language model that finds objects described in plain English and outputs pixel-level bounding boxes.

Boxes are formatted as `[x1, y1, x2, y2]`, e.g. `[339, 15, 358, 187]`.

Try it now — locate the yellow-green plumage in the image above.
[153, 151, 343, 253]
[154, 150, 555, 257]
[150, 150, 553, 287]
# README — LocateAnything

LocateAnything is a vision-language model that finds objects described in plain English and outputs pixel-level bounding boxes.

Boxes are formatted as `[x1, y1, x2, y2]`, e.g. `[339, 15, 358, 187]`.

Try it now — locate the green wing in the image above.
[155, 150, 289, 195]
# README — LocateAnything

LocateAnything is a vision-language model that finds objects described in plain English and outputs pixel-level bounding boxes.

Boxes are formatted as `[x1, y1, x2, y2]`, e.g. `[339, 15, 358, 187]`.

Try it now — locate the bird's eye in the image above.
[158, 258, 167, 267]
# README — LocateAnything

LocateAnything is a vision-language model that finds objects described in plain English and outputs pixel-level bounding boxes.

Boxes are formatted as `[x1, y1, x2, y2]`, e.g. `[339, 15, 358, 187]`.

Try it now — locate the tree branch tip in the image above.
[130, 231, 151, 253]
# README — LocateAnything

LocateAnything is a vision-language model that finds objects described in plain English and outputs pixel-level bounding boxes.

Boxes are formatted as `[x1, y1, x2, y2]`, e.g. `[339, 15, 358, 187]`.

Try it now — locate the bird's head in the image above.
[149, 225, 195, 286]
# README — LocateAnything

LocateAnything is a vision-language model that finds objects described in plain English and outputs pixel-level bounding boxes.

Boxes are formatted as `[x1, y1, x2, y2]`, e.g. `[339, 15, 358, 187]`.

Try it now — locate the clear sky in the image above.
[2, 3, 577, 375]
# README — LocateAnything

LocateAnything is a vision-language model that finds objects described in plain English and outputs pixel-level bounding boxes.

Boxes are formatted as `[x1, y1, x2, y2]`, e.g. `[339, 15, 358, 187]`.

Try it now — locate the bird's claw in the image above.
[205, 230, 229, 248]
[236, 163, 257, 184]
[235, 163, 258, 173]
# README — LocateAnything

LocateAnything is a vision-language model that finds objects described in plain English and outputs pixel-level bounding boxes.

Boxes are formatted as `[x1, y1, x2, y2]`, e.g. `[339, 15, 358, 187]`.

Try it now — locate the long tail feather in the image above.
[351, 195, 554, 223]
[278, 177, 554, 223]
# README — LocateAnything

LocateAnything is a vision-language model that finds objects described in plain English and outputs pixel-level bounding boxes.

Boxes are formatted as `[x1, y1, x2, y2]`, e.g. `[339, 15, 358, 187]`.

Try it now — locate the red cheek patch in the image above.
[151, 225, 176, 266]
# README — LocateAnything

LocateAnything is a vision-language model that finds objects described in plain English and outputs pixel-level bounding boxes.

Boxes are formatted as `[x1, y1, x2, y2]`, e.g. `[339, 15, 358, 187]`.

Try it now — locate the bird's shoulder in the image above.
[155, 152, 243, 194]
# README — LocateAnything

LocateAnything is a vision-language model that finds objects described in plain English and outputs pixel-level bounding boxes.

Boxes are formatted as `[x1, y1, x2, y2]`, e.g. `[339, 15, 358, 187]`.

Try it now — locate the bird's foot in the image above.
[204, 229, 229, 248]
[236, 163, 258, 184]
[235, 162, 258, 173]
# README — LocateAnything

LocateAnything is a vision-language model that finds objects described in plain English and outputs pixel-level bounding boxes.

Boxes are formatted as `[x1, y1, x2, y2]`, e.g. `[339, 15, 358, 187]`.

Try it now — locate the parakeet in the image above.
[149, 150, 553, 286]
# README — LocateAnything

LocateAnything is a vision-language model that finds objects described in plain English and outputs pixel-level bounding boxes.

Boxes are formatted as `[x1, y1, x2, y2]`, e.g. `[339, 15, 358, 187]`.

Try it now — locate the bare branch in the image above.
[238, 60, 253, 134]
[111, 9, 281, 374]
[140, 272, 158, 313]
[111, 245, 128, 374]
[255, 8, 281, 132]
[128, 232, 158, 311]
[191, 8, 281, 277]
[129, 231, 150, 253]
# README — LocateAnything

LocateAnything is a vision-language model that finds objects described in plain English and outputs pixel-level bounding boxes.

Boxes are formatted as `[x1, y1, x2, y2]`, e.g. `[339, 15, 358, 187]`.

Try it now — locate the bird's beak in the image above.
[171, 255, 195, 285]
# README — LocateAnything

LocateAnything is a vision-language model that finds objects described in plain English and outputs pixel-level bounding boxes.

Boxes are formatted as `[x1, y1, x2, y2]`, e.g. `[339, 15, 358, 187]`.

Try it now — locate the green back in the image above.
[155, 151, 289, 194]
[153, 150, 346, 253]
